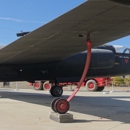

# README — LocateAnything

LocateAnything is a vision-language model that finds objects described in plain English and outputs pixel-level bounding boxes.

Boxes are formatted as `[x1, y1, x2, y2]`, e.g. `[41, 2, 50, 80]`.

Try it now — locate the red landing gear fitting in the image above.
[51, 34, 92, 114]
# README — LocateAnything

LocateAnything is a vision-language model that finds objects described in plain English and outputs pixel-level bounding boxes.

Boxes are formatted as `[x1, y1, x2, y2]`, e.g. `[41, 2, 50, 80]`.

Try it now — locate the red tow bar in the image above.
[67, 38, 92, 102]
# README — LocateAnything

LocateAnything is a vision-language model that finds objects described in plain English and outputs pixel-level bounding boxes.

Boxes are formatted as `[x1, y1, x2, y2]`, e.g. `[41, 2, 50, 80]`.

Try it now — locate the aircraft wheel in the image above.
[33, 82, 43, 90]
[85, 80, 98, 91]
[51, 98, 59, 112]
[96, 86, 105, 91]
[43, 81, 51, 90]
[54, 99, 70, 114]
[50, 86, 63, 97]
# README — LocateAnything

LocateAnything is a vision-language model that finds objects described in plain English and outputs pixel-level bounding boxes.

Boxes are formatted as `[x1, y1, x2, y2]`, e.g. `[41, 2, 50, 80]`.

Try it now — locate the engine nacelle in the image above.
[90, 49, 115, 69]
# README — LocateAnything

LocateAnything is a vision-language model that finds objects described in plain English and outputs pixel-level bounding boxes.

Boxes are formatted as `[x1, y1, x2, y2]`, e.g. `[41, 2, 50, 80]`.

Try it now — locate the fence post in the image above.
[15, 82, 19, 91]
[110, 81, 114, 93]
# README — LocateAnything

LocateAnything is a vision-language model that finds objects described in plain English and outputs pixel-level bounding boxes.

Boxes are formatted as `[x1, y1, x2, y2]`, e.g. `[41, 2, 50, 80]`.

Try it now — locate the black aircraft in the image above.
[0, 0, 130, 114]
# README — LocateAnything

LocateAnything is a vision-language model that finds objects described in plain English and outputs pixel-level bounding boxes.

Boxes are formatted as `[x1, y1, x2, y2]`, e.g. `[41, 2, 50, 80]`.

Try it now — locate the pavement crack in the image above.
[108, 123, 122, 130]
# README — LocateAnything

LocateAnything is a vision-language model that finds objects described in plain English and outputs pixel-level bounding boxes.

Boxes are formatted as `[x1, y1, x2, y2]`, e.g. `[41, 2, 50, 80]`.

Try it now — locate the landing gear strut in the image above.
[51, 34, 92, 114]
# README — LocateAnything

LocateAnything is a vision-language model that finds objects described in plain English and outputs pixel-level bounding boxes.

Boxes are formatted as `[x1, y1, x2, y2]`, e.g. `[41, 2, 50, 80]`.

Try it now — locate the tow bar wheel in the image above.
[51, 98, 60, 112]
[54, 99, 70, 114]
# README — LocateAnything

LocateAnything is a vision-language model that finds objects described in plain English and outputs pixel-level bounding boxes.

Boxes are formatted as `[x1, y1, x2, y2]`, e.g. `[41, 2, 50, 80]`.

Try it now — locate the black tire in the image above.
[96, 86, 105, 91]
[50, 86, 63, 97]
[85, 79, 98, 91]
[51, 98, 60, 112]
[33, 82, 43, 90]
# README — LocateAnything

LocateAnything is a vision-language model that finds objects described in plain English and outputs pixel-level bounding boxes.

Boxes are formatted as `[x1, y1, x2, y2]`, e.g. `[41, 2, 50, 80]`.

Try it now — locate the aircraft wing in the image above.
[0, 0, 130, 64]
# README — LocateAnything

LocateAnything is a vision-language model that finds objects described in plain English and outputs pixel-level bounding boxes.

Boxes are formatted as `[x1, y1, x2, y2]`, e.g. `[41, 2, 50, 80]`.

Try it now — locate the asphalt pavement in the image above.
[0, 88, 130, 130]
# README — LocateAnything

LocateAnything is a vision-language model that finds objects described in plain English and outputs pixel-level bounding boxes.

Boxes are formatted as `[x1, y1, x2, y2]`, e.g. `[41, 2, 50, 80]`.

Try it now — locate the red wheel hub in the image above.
[34, 82, 40, 88]
[44, 83, 51, 90]
[88, 82, 94, 89]
[60, 104, 66, 109]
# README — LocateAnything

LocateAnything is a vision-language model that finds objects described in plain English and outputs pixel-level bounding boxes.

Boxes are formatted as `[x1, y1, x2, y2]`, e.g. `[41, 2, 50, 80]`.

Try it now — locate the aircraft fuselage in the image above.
[0, 45, 130, 82]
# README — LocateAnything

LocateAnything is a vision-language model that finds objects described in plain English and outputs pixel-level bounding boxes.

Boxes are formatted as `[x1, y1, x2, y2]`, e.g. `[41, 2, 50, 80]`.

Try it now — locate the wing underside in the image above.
[0, 0, 130, 64]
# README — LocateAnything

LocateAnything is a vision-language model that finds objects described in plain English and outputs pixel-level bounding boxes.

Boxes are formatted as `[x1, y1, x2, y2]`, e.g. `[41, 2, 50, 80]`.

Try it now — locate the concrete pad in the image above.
[49, 112, 73, 123]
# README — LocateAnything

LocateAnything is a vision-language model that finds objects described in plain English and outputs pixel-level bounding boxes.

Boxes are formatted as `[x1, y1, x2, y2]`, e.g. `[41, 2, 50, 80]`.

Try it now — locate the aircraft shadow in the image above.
[0, 90, 130, 124]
